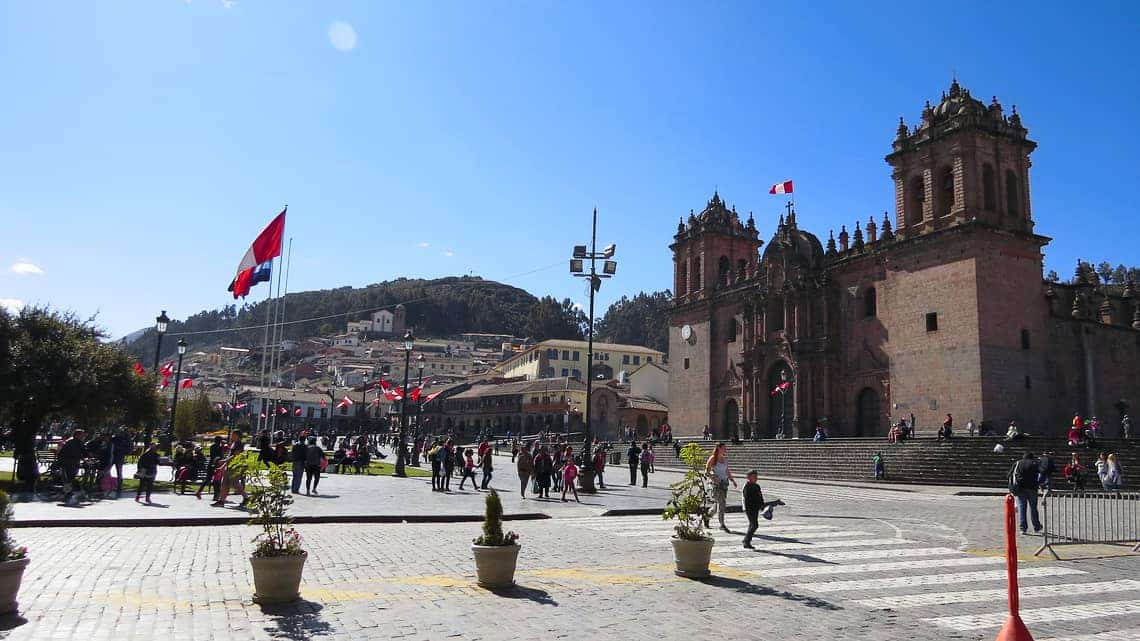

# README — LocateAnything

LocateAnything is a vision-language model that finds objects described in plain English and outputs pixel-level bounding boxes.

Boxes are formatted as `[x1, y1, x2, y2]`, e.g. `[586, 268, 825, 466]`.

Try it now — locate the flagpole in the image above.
[267, 237, 287, 433]
[256, 260, 276, 434]
[269, 237, 293, 434]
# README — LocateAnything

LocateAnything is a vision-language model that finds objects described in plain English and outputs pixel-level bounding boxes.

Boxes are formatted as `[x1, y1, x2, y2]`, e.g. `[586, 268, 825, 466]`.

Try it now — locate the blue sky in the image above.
[2, 1, 1138, 339]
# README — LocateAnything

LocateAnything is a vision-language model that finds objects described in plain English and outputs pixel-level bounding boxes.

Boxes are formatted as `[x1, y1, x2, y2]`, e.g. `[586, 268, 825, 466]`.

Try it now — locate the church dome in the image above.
[763, 223, 824, 269]
[932, 79, 987, 119]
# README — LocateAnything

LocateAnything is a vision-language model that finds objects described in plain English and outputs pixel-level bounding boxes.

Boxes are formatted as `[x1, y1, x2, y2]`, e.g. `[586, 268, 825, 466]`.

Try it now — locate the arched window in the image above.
[727, 317, 738, 343]
[907, 176, 925, 226]
[864, 287, 877, 318]
[737, 258, 746, 280]
[939, 166, 954, 216]
[1005, 170, 1020, 216]
[718, 256, 731, 286]
[691, 256, 702, 292]
[982, 163, 996, 211]
[678, 262, 688, 296]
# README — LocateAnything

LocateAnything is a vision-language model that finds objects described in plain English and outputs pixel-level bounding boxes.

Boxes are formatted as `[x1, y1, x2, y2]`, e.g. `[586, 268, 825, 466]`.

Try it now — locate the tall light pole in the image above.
[569, 208, 617, 493]
[145, 311, 171, 446]
[165, 338, 187, 454]
[394, 330, 414, 477]
[410, 354, 425, 466]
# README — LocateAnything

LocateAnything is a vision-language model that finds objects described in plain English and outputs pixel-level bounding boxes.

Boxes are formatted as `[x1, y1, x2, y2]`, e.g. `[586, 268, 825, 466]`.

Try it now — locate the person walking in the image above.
[196, 435, 225, 500]
[429, 440, 443, 492]
[741, 469, 785, 548]
[1009, 451, 1042, 534]
[290, 435, 306, 494]
[458, 448, 478, 490]
[517, 441, 534, 498]
[626, 441, 641, 486]
[706, 443, 737, 532]
[533, 445, 553, 499]
[304, 436, 324, 496]
[1037, 450, 1057, 491]
[135, 442, 159, 504]
[561, 447, 580, 503]
[479, 444, 494, 490]
[639, 441, 654, 488]
[440, 439, 454, 492]
[592, 447, 607, 489]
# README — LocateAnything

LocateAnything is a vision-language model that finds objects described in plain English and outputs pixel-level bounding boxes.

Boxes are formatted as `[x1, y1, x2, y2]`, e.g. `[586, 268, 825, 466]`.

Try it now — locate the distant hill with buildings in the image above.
[125, 276, 578, 362]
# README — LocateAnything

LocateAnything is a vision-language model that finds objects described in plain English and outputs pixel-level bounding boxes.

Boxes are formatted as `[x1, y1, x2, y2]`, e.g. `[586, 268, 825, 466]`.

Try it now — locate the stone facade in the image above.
[668, 80, 1140, 439]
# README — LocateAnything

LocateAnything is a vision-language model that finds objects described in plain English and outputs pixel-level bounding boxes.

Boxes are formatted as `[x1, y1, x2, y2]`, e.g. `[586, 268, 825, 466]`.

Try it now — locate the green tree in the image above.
[594, 290, 673, 352]
[173, 390, 215, 441]
[0, 307, 161, 483]
[524, 296, 586, 341]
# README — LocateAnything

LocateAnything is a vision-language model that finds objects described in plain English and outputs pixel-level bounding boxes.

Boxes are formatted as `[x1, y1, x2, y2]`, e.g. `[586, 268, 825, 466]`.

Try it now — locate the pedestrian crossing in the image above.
[555, 512, 1140, 638]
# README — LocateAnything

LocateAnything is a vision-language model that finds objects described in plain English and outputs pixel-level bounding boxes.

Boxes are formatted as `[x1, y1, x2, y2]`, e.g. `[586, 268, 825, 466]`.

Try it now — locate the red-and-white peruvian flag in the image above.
[234, 402, 248, 410]
[336, 395, 354, 409]
[294, 407, 302, 416]
[421, 390, 443, 404]
[277, 406, 288, 415]
[378, 379, 390, 391]
[769, 180, 794, 195]
[769, 381, 791, 397]
[383, 388, 404, 401]
[159, 361, 175, 378]
[319, 399, 328, 408]
[180, 378, 193, 389]
[228, 208, 286, 299]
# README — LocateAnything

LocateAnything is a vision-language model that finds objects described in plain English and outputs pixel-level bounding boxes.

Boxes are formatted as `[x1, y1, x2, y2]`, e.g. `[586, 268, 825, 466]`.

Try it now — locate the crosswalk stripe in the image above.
[644, 530, 873, 546]
[608, 525, 837, 537]
[753, 556, 1004, 578]
[713, 547, 962, 567]
[925, 598, 1140, 631]
[796, 566, 1086, 593]
[713, 538, 916, 554]
[856, 580, 1140, 610]
[1038, 629, 1140, 641]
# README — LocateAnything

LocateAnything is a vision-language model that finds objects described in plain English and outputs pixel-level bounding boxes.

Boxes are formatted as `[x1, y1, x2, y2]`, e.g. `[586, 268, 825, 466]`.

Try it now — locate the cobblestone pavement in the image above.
[4, 476, 1139, 641]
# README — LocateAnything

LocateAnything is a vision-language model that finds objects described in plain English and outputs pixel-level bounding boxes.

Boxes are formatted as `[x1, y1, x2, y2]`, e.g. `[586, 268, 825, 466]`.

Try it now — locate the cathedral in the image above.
[668, 80, 1140, 439]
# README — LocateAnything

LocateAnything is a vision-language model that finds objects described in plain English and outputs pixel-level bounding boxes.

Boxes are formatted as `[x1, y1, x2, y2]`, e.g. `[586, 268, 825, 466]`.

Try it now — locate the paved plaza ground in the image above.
[2, 454, 1138, 640]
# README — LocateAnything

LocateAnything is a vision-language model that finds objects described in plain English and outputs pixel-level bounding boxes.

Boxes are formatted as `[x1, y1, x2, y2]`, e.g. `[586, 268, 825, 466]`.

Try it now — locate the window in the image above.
[864, 287, 877, 318]
[982, 163, 996, 211]
[572, 369, 581, 380]
[939, 166, 954, 216]
[1006, 170, 1020, 216]
[678, 262, 688, 297]
[622, 355, 630, 365]
[633, 356, 641, 365]
[561, 368, 569, 377]
[907, 176, 925, 226]
[647, 356, 653, 363]
[605, 353, 610, 361]
[683, 358, 690, 370]
[547, 348, 558, 359]
[1020, 329, 1030, 350]
[718, 255, 731, 286]
[1024, 375, 1032, 390]
[562, 350, 570, 360]
[728, 317, 738, 342]
[572, 351, 580, 361]
[925, 312, 939, 332]
[691, 255, 702, 292]
[737, 258, 746, 280]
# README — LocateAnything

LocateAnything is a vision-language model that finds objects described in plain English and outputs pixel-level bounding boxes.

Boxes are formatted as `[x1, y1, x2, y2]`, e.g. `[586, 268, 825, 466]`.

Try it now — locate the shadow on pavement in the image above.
[259, 599, 332, 640]
[0, 615, 27, 631]
[696, 576, 842, 611]
[484, 584, 558, 606]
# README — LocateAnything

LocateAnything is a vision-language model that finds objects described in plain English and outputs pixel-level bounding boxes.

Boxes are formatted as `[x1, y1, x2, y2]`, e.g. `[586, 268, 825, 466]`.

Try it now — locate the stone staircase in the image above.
[652, 436, 1139, 489]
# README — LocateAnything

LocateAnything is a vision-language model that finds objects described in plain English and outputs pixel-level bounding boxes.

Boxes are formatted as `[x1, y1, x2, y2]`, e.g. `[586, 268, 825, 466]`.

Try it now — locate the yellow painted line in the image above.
[964, 548, 1046, 562]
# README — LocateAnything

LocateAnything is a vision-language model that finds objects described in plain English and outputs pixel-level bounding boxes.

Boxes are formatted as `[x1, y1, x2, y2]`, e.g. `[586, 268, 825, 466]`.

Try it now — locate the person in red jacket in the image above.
[592, 447, 607, 489]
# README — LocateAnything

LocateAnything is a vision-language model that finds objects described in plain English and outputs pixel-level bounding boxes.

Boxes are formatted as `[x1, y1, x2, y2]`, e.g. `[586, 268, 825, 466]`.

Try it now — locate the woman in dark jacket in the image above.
[136, 442, 160, 504]
[533, 446, 554, 499]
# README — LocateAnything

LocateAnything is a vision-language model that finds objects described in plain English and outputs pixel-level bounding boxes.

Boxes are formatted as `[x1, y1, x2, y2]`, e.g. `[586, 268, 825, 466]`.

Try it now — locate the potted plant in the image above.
[471, 489, 520, 588]
[663, 442, 714, 578]
[0, 491, 28, 614]
[240, 454, 306, 603]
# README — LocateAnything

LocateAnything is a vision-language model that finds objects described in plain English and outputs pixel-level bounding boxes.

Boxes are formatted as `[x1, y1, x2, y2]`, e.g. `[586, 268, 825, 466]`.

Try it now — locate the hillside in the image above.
[125, 276, 567, 361]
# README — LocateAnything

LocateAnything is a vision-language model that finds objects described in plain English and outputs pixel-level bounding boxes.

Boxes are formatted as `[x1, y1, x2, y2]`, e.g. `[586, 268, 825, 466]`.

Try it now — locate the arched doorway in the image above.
[724, 399, 739, 439]
[855, 387, 880, 437]
[636, 414, 649, 436]
[767, 363, 794, 438]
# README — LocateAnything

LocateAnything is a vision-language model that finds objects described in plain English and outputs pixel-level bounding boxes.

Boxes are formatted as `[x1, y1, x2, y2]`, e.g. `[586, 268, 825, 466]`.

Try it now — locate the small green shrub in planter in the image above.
[472, 490, 520, 588]
[662, 443, 715, 577]
[0, 490, 29, 614]
[233, 453, 306, 603]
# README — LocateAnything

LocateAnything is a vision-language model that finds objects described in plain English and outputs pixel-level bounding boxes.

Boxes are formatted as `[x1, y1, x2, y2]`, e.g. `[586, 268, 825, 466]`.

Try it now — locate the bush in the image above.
[0, 491, 26, 561]
[662, 442, 712, 541]
[236, 454, 304, 557]
[473, 489, 519, 546]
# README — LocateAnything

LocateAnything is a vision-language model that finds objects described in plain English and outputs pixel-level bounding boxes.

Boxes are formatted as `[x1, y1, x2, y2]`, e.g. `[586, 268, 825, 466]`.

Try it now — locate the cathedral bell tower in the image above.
[887, 79, 1037, 238]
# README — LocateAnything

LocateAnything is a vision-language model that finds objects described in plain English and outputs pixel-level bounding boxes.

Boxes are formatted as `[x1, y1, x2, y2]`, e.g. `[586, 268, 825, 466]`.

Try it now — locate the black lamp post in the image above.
[411, 354, 425, 465]
[164, 338, 187, 454]
[394, 330, 414, 477]
[777, 367, 793, 439]
[145, 311, 170, 446]
[569, 208, 617, 493]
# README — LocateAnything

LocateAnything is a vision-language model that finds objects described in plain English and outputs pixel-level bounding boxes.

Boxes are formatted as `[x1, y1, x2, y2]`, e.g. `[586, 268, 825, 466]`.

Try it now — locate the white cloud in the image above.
[442, 250, 455, 257]
[328, 21, 357, 52]
[10, 261, 44, 275]
[0, 298, 23, 314]
[418, 242, 430, 249]
[221, 0, 233, 8]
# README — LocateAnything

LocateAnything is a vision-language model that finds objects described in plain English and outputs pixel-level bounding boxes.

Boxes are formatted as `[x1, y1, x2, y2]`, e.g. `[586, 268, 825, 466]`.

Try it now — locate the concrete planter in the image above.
[671, 537, 714, 578]
[250, 552, 307, 604]
[472, 543, 520, 588]
[0, 557, 28, 614]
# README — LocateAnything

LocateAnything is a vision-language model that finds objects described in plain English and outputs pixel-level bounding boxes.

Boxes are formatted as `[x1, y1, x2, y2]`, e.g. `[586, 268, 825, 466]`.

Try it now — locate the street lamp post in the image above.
[145, 311, 170, 446]
[164, 338, 187, 454]
[410, 354, 425, 466]
[394, 331, 414, 477]
[569, 208, 617, 493]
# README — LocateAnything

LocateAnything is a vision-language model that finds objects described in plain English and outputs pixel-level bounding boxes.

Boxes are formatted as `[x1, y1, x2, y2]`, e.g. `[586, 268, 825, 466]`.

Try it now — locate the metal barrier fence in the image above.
[1034, 489, 1140, 559]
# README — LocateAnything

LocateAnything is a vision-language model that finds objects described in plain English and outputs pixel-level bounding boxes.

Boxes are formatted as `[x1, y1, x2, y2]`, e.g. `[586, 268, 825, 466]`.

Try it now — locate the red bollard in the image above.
[996, 494, 1035, 641]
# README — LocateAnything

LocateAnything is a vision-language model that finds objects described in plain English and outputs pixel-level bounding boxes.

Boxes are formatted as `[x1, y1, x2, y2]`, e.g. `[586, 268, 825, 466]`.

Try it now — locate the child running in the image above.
[741, 469, 786, 549]
[561, 447, 580, 503]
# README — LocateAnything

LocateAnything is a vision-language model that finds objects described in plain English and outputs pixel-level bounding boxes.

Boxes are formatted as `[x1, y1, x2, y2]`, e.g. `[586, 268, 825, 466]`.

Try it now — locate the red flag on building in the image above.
[421, 390, 443, 404]
[234, 402, 248, 410]
[294, 407, 302, 416]
[228, 208, 287, 299]
[769, 180, 794, 195]
[277, 406, 288, 415]
[336, 395, 354, 409]
[180, 379, 194, 389]
[160, 361, 175, 378]
[769, 381, 790, 397]
[319, 399, 328, 408]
